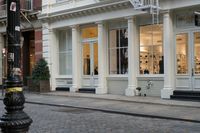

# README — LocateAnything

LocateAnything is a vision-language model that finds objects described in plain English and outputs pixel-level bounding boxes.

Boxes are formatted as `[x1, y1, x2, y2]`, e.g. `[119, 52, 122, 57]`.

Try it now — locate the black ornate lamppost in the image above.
[0, 0, 32, 132]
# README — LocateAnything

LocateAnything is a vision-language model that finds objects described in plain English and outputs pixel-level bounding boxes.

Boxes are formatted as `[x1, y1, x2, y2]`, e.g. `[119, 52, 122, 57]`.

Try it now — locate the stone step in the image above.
[56, 87, 70, 91]
[173, 90, 200, 96]
[171, 95, 200, 101]
[78, 88, 95, 93]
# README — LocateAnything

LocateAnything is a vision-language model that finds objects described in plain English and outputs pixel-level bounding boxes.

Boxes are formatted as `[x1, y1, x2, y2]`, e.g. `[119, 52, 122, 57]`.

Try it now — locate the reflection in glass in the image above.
[176, 33, 188, 74]
[93, 43, 98, 75]
[139, 24, 163, 74]
[83, 44, 90, 75]
[194, 32, 200, 74]
[58, 29, 72, 75]
[109, 28, 128, 74]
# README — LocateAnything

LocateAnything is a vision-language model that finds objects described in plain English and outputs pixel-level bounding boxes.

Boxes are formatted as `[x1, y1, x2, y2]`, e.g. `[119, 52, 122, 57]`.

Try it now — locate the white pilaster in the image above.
[0, 34, 3, 85]
[70, 25, 81, 92]
[161, 11, 174, 99]
[42, 23, 57, 91]
[125, 17, 138, 96]
[42, 0, 50, 14]
[96, 21, 107, 94]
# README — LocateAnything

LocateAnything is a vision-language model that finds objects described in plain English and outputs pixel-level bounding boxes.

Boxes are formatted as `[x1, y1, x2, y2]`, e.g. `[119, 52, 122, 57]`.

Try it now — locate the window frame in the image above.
[108, 27, 128, 75]
[57, 29, 72, 76]
[139, 24, 164, 75]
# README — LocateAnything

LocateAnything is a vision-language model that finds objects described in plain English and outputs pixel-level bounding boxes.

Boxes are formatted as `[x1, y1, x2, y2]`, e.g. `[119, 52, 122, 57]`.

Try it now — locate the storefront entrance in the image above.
[82, 41, 98, 87]
[176, 31, 200, 90]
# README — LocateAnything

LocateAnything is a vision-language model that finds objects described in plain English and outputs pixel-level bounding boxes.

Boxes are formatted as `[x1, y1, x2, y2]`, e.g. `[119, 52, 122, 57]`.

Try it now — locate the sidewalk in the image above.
[39, 91, 200, 108]
[14, 91, 200, 123]
[1, 91, 200, 122]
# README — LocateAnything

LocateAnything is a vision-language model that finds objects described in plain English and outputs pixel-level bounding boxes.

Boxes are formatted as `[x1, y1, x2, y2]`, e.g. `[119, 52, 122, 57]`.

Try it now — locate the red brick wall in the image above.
[0, 0, 4, 5]
[0, 0, 5, 10]
[35, 29, 42, 62]
[20, 0, 26, 9]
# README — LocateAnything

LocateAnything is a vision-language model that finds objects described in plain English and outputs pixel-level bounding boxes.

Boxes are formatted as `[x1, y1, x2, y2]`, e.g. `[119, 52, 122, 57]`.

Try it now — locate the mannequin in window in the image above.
[94, 66, 98, 75]
[159, 56, 164, 74]
[144, 68, 149, 74]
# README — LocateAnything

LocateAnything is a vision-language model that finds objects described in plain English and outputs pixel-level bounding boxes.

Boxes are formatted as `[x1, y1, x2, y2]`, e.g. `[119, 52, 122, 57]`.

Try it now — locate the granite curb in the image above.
[25, 100, 200, 123]
[38, 92, 200, 109]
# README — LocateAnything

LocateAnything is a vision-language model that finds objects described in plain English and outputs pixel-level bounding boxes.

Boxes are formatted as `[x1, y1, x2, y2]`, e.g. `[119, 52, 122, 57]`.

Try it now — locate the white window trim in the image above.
[108, 28, 128, 75]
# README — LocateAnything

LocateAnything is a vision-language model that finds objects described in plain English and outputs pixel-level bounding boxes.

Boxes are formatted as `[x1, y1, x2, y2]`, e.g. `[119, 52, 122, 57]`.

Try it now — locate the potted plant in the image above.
[135, 87, 141, 96]
[26, 76, 38, 92]
[32, 58, 50, 92]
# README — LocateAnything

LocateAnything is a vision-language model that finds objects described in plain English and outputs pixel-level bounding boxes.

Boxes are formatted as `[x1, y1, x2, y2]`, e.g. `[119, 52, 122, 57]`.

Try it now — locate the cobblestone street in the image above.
[0, 102, 199, 133]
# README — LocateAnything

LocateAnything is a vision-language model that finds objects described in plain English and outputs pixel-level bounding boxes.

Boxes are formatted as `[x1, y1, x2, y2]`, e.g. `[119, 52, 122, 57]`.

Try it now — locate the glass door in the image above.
[192, 32, 200, 90]
[176, 31, 200, 90]
[82, 42, 98, 87]
[176, 33, 190, 90]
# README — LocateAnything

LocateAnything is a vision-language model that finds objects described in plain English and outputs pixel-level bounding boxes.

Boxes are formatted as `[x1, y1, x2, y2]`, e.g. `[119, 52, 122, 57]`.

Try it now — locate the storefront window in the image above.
[109, 28, 128, 74]
[194, 32, 200, 74]
[139, 24, 163, 74]
[176, 33, 188, 74]
[58, 29, 72, 75]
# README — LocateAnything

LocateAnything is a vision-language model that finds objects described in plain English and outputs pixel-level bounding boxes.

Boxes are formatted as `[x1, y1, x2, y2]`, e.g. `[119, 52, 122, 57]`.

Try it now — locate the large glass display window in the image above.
[58, 29, 72, 75]
[109, 28, 128, 75]
[139, 24, 163, 74]
[194, 32, 200, 74]
[176, 33, 188, 74]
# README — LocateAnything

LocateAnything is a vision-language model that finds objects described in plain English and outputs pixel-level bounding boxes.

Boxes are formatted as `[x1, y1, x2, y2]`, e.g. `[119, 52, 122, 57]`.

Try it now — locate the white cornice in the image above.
[38, 0, 130, 21]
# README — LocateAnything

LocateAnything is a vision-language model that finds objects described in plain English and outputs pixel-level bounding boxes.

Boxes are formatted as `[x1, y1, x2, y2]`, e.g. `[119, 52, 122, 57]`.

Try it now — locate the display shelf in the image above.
[177, 54, 187, 74]
[140, 52, 162, 74]
[195, 57, 200, 74]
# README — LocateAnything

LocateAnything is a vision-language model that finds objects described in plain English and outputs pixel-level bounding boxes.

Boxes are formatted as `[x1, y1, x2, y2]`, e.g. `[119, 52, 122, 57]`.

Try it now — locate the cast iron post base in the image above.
[0, 80, 32, 133]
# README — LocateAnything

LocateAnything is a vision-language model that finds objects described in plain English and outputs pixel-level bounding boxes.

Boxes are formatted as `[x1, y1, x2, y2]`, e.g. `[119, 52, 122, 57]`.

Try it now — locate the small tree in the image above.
[32, 58, 50, 83]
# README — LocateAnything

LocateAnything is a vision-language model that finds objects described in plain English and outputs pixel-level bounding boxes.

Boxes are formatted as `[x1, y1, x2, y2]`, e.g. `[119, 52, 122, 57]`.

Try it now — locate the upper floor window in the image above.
[21, 0, 33, 11]
[109, 28, 128, 75]
[139, 24, 163, 74]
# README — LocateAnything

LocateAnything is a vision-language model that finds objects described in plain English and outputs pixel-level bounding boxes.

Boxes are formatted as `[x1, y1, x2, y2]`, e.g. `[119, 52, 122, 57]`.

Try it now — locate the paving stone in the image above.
[0, 102, 199, 133]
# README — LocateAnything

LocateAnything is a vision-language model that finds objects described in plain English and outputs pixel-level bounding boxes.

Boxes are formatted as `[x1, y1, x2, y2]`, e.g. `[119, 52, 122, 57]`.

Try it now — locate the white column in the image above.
[42, 0, 57, 14]
[125, 17, 138, 96]
[161, 11, 175, 99]
[70, 25, 81, 92]
[96, 21, 107, 94]
[42, 0, 50, 14]
[42, 23, 57, 91]
[0, 34, 3, 85]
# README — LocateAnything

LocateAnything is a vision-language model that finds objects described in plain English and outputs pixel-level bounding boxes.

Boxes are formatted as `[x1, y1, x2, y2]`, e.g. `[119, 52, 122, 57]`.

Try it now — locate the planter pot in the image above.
[39, 80, 50, 92]
[27, 79, 39, 92]
[135, 90, 141, 96]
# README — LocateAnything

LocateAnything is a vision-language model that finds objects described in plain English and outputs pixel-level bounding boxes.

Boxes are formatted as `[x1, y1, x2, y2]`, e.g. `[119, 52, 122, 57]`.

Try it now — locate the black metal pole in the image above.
[0, 0, 32, 132]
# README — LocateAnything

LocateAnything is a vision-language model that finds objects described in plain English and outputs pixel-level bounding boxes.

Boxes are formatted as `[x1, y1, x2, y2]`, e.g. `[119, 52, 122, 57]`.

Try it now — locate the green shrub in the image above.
[32, 58, 50, 82]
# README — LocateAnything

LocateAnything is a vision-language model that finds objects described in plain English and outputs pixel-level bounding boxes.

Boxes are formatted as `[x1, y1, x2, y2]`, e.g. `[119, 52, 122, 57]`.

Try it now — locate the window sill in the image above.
[137, 75, 164, 81]
[56, 75, 72, 79]
[107, 75, 128, 80]
[137, 74, 164, 78]
[107, 75, 128, 78]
